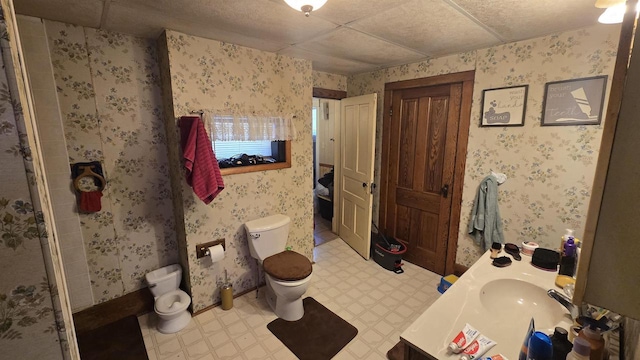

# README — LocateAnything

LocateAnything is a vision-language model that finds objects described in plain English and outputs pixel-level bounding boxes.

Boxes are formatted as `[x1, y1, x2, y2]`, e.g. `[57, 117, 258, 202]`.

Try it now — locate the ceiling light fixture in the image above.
[284, 0, 327, 17]
[595, 0, 639, 24]
[594, 0, 624, 8]
[598, 3, 627, 23]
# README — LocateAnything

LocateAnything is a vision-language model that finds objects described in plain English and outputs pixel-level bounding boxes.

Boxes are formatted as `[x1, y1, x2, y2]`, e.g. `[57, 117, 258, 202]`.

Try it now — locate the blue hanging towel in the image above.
[468, 174, 504, 251]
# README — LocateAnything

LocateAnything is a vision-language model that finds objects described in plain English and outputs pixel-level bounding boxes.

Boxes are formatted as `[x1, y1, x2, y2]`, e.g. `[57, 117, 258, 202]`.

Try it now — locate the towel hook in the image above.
[490, 169, 507, 185]
[190, 109, 205, 118]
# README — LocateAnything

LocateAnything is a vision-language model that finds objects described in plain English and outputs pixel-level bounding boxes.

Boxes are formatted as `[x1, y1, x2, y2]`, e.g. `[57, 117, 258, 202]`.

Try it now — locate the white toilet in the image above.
[145, 264, 192, 334]
[244, 214, 312, 321]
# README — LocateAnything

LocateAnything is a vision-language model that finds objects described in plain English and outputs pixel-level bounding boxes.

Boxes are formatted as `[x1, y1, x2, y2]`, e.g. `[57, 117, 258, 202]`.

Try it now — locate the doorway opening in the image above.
[311, 88, 378, 260]
[312, 96, 340, 246]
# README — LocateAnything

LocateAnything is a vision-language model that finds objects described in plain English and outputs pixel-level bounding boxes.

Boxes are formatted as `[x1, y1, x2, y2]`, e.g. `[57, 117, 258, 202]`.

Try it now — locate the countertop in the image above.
[400, 250, 572, 359]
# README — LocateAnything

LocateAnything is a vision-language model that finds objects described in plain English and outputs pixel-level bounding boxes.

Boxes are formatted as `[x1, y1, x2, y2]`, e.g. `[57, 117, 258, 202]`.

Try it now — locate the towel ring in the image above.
[73, 166, 106, 192]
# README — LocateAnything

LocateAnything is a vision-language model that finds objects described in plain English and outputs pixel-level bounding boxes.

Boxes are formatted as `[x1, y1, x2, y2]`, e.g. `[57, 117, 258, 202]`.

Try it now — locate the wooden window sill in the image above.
[220, 161, 291, 175]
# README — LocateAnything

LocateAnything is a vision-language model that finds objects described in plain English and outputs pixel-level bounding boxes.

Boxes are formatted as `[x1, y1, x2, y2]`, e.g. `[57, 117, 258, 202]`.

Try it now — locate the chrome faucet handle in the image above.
[547, 288, 579, 320]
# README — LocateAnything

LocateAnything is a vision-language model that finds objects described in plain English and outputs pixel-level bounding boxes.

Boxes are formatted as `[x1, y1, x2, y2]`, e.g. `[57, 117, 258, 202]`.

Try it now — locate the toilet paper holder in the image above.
[196, 239, 225, 259]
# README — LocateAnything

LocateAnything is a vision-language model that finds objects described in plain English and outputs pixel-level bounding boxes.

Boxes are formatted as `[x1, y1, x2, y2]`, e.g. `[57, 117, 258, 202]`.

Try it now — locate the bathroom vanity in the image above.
[400, 251, 573, 359]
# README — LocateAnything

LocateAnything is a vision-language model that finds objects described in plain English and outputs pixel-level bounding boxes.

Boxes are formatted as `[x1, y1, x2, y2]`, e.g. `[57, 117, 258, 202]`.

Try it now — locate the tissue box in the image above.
[437, 275, 459, 294]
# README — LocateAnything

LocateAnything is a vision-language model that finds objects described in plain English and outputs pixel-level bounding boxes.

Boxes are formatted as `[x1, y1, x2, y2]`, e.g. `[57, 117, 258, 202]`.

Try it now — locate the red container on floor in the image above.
[371, 231, 406, 273]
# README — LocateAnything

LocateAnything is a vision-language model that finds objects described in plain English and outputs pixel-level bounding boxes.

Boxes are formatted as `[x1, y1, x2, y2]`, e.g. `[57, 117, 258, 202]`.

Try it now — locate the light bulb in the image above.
[598, 3, 626, 24]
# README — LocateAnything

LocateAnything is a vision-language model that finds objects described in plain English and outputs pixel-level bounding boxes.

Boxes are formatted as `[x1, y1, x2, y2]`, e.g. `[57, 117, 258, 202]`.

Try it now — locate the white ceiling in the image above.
[14, 0, 604, 75]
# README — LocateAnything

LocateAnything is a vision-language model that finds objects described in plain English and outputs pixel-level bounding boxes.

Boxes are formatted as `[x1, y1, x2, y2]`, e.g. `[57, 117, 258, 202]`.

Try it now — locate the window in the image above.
[210, 113, 293, 174]
[312, 107, 318, 137]
[213, 140, 273, 160]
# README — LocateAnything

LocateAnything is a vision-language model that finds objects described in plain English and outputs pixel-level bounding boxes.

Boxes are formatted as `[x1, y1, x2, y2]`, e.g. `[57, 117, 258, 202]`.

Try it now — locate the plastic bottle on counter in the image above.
[527, 331, 553, 360]
[559, 231, 577, 276]
[577, 326, 605, 360]
[550, 327, 573, 360]
[560, 229, 575, 254]
[566, 338, 590, 360]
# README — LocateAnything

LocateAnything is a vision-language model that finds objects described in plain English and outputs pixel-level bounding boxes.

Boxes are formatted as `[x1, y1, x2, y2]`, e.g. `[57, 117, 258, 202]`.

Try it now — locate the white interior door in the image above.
[317, 99, 336, 166]
[337, 93, 377, 259]
[312, 97, 320, 185]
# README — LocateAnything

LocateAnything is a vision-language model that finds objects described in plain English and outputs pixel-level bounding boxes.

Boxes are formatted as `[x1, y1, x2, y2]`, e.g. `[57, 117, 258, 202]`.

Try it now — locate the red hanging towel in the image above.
[79, 191, 103, 212]
[179, 116, 224, 204]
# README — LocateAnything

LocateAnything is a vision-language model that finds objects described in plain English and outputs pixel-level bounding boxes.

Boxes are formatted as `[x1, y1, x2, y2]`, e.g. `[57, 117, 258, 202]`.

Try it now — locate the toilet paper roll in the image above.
[207, 244, 225, 263]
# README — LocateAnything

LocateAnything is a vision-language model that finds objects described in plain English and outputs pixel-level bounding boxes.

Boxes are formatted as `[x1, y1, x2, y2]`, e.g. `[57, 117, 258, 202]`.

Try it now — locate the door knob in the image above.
[441, 184, 449, 198]
[362, 182, 368, 188]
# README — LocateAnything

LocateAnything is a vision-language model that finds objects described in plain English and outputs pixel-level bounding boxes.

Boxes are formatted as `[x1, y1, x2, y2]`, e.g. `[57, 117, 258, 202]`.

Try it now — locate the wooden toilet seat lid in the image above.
[263, 251, 312, 281]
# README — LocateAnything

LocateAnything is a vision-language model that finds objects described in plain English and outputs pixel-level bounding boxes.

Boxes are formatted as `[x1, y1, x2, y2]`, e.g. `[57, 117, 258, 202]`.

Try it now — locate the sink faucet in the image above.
[547, 289, 580, 320]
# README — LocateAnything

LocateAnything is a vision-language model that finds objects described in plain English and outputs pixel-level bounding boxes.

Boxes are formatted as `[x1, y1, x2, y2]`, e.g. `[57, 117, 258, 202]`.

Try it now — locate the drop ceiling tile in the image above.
[278, 46, 379, 75]
[14, 0, 104, 28]
[351, 0, 501, 56]
[104, 2, 287, 52]
[312, 60, 379, 75]
[114, 0, 338, 44]
[453, 0, 602, 41]
[296, 27, 426, 66]
[13, 0, 610, 76]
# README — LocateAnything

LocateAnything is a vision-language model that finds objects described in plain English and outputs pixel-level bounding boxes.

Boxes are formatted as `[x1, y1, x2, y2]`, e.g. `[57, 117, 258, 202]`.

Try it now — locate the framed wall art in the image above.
[480, 85, 528, 127]
[541, 75, 607, 126]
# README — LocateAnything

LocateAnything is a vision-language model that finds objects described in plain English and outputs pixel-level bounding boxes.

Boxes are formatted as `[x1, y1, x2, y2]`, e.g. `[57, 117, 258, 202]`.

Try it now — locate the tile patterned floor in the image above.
[314, 212, 337, 246]
[139, 239, 443, 360]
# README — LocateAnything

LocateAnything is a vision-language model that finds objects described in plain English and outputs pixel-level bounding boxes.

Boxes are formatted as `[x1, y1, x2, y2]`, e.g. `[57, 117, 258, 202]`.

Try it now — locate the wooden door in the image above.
[337, 93, 377, 259]
[382, 83, 463, 274]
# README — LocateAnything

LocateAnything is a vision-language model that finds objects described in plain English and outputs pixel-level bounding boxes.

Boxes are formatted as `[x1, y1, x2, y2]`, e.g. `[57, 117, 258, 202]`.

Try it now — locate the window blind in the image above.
[212, 140, 272, 159]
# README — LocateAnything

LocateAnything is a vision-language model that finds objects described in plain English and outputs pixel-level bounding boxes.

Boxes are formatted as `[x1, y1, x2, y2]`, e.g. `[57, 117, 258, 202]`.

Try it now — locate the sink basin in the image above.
[401, 249, 578, 359]
[479, 279, 570, 331]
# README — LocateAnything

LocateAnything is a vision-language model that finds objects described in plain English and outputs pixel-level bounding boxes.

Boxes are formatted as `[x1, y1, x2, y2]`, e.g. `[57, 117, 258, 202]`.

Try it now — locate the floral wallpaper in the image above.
[0, 5, 67, 358]
[312, 70, 347, 91]
[14, 13, 619, 323]
[347, 24, 621, 268]
[159, 30, 314, 312]
[45, 20, 177, 303]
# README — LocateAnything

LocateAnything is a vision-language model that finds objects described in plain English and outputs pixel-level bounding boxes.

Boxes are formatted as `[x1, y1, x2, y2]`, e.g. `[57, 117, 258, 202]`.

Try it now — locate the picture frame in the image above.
[541, 75, 608, 126]
[480, 85, 528, 127]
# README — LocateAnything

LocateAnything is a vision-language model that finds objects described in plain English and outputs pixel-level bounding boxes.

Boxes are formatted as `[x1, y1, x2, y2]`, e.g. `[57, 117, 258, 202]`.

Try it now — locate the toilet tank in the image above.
[145, 264, 182, 298]
[244, 214, 290, 261]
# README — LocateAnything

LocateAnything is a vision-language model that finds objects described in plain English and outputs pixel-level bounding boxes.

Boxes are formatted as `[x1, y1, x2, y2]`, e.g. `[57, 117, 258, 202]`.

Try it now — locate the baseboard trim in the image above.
[73, 287, 154, 334]
[453, 263, 469, 277]
[193, 282, 266, 316]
